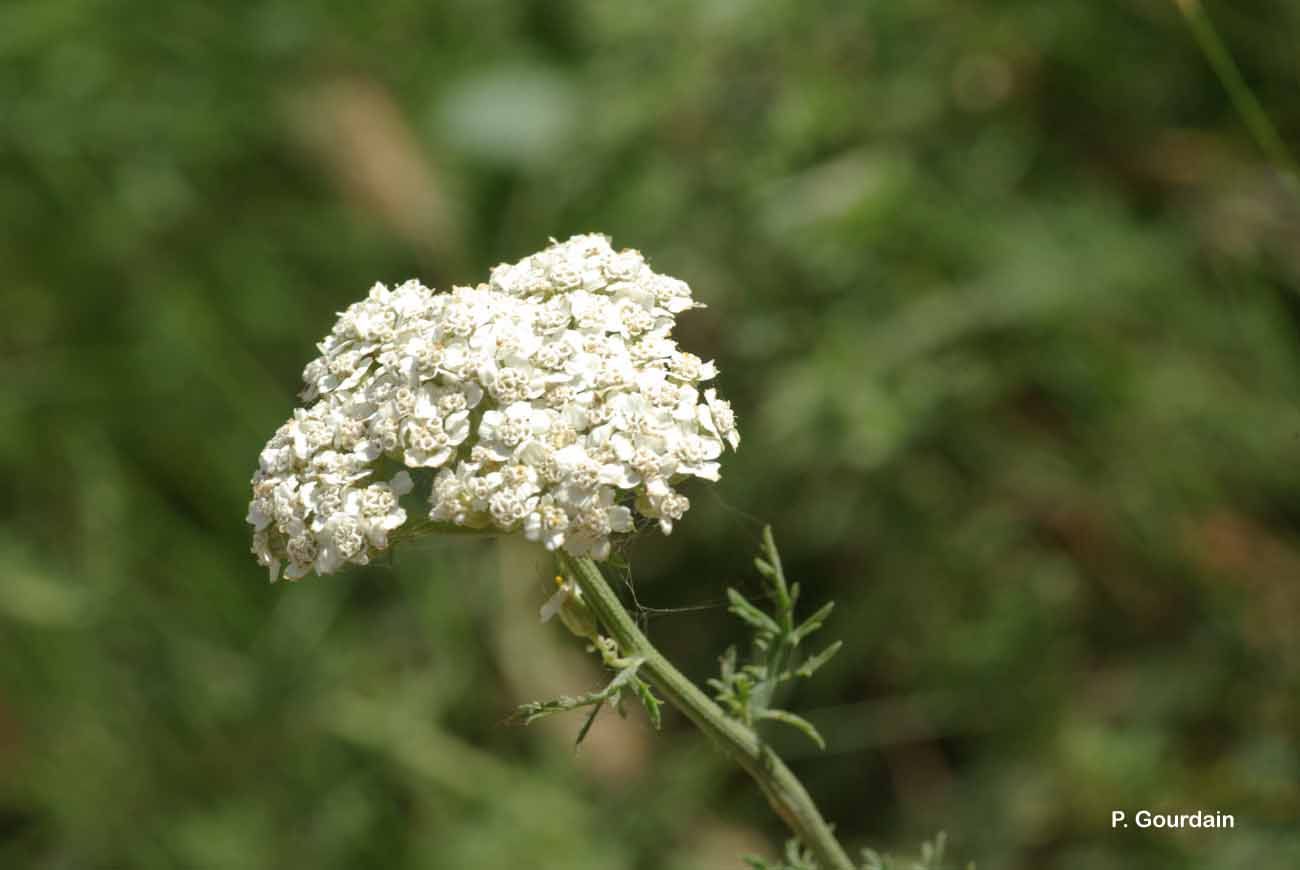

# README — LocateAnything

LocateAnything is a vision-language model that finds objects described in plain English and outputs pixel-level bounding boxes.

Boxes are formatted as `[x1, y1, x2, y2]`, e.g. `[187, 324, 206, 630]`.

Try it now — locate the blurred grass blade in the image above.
[1174, 0, 1300, 192]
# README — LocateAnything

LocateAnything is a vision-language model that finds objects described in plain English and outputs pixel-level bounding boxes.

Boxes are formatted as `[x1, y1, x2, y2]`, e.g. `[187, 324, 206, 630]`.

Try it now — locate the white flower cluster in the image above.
[247, 234, 739, 581]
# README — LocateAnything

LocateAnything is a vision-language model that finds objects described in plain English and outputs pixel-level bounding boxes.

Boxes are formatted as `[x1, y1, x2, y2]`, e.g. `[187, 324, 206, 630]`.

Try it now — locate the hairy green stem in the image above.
[560, 551, 855, 870]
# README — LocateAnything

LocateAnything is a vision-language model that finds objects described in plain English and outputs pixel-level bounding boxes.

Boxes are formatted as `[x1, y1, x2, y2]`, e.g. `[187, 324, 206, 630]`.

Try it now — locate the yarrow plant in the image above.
[248, 233, 738, 581]
[245, 235, 950, 870]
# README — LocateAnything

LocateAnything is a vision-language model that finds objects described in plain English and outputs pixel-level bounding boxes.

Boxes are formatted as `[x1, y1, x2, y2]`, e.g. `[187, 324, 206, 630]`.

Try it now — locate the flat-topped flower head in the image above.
[247, 234, 739, 580]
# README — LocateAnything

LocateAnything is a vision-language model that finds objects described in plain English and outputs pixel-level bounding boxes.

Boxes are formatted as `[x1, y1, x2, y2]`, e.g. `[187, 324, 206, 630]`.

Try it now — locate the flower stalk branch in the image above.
[559, 550, 855, 870]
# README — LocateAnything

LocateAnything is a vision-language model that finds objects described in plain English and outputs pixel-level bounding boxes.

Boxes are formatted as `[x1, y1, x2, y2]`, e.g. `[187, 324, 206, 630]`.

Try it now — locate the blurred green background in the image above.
[3, 1, 1299, 867]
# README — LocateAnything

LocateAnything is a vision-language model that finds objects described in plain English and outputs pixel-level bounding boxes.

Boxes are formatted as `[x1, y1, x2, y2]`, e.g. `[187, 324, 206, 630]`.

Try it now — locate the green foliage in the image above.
[746, 836, 820, 870]
[513, 636, 662, 745]
[860, 833, 966, 870]
[511, 570, 664, 745]
[748, 833, 966, 870]
[711, 527, 841, 749]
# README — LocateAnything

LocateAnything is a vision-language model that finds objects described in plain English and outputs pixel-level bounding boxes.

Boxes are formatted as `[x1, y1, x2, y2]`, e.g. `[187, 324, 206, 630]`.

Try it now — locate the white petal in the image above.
[599, 464, 640, 488]
[606, 505, 633, 533]
[539, 585, 569, 623]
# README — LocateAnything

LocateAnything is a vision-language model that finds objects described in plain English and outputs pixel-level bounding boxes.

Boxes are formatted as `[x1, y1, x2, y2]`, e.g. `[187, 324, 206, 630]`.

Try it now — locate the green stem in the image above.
[560, 552, 855, 870]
